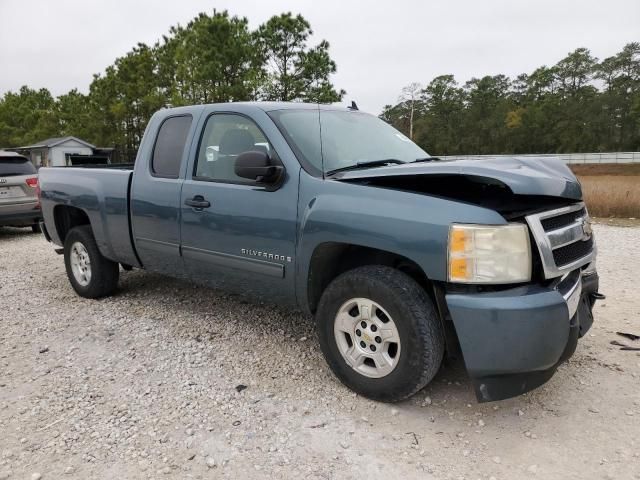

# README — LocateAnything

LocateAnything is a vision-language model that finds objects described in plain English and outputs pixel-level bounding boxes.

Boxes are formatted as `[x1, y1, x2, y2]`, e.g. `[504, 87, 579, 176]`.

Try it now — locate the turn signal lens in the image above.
[449, 257, 468, 279]
[448, 223, 532, 284]
[450, 228, 467, 253]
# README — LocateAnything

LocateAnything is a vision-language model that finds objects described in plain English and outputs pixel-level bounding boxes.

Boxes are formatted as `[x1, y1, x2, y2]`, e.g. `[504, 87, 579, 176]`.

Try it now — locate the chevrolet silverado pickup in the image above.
[38, 102, 601, 402]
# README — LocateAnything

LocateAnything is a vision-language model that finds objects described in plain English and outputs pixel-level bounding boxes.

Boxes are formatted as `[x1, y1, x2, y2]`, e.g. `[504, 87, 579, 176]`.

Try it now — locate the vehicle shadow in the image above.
[116, 269, 314, 338]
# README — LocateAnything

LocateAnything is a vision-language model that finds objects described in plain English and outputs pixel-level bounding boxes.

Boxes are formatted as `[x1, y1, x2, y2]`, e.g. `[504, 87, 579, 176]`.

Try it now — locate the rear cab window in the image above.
[151, 115, 193, 178]
[0, 157, 37, 176]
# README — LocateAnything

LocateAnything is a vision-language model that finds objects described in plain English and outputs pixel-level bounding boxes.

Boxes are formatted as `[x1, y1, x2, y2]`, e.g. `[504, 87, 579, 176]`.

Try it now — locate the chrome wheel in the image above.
[70, 242, 91, 286]
[333, 297, 401, 378]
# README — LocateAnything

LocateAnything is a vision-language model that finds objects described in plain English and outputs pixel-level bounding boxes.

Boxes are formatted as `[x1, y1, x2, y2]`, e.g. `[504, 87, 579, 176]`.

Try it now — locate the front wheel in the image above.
[64, 225, 119, 298]
[316, 265, 444, 402]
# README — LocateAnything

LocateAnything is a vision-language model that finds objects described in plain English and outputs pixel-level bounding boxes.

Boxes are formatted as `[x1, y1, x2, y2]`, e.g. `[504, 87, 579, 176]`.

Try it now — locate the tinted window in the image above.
[195, 114, 274, 184]
[0, 157, 37, 176]
[152, 115, 192, 178]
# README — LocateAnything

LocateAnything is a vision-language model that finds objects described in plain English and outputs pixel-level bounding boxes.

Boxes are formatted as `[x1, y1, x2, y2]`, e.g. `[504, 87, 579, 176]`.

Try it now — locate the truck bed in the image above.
[38, 167, 140, 268]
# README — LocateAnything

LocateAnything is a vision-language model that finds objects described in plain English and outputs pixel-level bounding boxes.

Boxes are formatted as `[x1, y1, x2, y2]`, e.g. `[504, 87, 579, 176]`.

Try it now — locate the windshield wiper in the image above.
[412, 157, 440, 163]
[326, 159, 405, 176]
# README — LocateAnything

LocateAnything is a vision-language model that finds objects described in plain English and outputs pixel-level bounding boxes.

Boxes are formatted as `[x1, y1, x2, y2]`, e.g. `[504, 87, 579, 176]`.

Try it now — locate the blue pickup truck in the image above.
[39, 102, 601, 402]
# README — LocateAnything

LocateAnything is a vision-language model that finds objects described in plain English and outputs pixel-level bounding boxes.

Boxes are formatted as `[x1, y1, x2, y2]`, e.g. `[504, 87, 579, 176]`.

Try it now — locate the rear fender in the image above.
[39, 167, 140, 267]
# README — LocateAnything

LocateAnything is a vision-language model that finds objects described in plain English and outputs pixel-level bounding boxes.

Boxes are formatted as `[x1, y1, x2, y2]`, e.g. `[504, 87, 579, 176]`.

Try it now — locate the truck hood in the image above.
[332, 156, 582, 201]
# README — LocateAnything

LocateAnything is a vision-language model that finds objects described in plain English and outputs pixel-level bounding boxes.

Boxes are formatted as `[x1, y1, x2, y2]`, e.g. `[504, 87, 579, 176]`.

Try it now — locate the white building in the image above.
[16, 136, 111, 168]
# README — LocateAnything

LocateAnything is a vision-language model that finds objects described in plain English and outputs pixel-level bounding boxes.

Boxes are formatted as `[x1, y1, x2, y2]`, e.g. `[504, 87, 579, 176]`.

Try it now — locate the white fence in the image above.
[439, 151, 640, 164]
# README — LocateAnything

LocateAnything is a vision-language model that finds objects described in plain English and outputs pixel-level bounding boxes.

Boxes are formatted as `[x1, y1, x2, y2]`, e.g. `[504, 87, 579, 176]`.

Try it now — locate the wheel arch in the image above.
[306, 242, 460, 359]
[53, 205, 92, 244]
[306, 242, 433, 314]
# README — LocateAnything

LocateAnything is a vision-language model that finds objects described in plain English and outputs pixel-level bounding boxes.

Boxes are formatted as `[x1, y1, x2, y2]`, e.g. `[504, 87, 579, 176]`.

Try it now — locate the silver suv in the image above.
[0, 151, 41, 232]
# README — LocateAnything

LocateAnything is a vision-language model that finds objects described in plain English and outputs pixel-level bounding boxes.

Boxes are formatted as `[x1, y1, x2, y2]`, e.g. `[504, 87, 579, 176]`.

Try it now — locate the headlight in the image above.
[448, 223, 531, 284]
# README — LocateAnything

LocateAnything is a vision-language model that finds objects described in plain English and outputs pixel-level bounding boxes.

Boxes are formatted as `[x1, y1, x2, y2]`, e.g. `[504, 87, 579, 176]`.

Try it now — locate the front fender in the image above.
[295, 173, 506, 311]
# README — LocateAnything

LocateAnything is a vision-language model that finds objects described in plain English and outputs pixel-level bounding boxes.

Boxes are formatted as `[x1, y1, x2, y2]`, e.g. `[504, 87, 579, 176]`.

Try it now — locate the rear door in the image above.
[179, 111, 299, 304]
[130, 113, 196, 277]
[0, 156, 39, 219]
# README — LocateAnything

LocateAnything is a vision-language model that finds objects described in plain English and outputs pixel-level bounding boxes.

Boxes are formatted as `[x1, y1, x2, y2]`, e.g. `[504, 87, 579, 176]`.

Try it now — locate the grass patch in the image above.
[578, 175, 640, 218]
[570, 163, 640, 176]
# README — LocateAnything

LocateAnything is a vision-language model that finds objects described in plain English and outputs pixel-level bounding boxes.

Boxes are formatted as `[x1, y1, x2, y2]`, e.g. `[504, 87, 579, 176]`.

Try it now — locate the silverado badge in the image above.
[241, 248, 292, 263]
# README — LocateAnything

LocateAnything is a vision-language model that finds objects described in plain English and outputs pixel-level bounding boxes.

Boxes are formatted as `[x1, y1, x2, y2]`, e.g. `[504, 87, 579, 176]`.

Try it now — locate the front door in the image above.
[180, 112, 299, 304]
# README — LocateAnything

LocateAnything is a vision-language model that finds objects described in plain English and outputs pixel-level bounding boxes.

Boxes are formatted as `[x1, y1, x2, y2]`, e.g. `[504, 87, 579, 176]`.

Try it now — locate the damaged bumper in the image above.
[446, 265, 599, 402]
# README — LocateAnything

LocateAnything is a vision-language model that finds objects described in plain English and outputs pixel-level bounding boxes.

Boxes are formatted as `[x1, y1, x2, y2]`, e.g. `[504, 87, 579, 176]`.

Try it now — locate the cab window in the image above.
[151, 115, 192, 178]
[195, 114, 275, 184]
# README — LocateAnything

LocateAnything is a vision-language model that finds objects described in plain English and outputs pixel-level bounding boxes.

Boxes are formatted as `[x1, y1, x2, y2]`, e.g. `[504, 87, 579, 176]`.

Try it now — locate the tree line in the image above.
[1, 14, 637, 161]
[381, 43, 640, 155]
[0, 11, 344, 161]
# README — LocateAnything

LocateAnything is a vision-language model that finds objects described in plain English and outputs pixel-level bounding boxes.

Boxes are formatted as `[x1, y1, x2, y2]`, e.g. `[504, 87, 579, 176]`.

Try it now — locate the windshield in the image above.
[0, 157, 36, 176]
[269, 109, 429, 175]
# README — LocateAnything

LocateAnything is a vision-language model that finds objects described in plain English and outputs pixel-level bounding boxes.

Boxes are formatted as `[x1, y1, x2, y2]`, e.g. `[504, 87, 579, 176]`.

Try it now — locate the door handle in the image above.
[184, 195, 211, 209]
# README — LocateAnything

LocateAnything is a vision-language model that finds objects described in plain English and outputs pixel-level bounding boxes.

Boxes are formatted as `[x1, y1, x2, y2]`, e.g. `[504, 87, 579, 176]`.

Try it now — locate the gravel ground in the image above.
[0, 224, 639, 480]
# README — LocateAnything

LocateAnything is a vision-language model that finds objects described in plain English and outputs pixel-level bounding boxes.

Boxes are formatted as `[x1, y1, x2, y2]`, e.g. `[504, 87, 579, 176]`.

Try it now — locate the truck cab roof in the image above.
[160, 101, 355, 115]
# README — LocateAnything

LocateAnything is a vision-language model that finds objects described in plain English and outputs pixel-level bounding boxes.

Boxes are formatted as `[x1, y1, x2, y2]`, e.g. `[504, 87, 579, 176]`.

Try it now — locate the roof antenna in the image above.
[348, 101, 359, 111]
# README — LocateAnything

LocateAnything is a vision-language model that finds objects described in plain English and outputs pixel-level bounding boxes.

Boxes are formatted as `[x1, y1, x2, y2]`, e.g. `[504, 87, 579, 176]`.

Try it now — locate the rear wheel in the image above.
[64, 225, 119, 298]
[316, 265, 444, 402]
[31, 223, 41, 233]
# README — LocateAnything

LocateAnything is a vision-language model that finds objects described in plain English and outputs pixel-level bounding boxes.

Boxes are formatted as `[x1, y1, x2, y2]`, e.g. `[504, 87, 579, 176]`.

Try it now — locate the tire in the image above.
[31, 223, 41, 233]
[316, 265, 444, 402]
[64, 225, 119, 298]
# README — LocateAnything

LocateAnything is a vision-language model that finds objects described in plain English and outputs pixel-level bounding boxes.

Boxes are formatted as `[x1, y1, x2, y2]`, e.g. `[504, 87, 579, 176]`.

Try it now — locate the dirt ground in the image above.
[0, 224, 638, 480]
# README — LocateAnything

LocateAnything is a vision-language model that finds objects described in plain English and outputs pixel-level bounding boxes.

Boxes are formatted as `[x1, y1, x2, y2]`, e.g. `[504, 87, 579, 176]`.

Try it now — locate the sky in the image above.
[0, 0, 638, 114]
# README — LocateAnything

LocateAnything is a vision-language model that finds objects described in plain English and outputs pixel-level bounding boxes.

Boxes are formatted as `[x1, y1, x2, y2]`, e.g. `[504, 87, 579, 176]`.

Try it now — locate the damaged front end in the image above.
[332, 155, 583, 211]
[445, 259, 599, 402]
[446, 199, 600, 402]
[335, 156, 602, 402]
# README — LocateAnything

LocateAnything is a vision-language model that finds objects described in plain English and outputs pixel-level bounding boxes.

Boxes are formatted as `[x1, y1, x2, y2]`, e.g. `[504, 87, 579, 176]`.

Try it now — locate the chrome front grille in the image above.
[526, 202, 596, 279]
[553, 237, 594, 267]
[540, 207, 586, 232]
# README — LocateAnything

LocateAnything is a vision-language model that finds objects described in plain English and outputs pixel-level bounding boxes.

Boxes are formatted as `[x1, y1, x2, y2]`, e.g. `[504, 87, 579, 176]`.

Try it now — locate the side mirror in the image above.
[234, 150, 283, 184]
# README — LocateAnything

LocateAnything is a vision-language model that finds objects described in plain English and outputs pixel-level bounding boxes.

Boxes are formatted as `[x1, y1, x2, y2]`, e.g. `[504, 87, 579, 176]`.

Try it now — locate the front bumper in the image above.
[446, 267, 599, 402]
